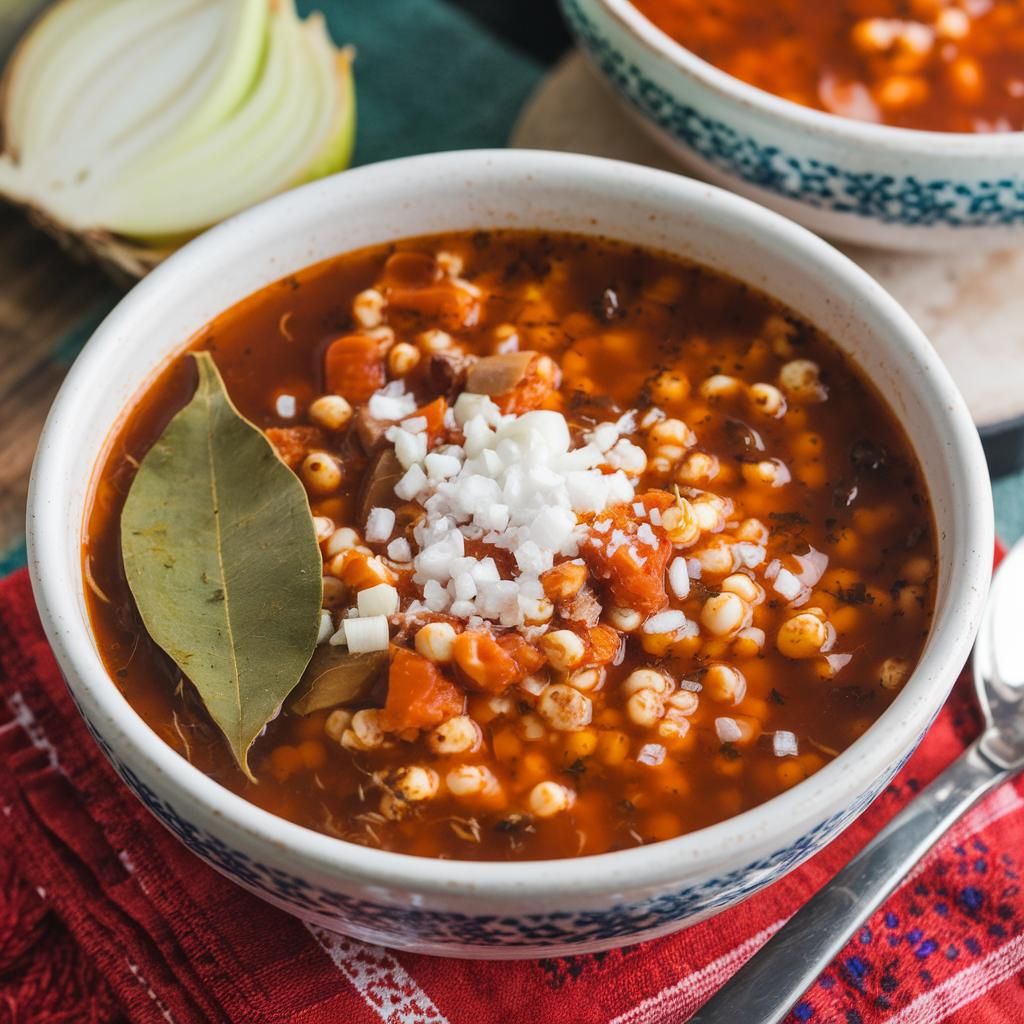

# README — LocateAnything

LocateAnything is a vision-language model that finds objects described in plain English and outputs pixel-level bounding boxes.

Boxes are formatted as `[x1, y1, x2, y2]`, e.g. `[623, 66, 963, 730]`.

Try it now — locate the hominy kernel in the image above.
[415, 621, 457, 663]
[666, 690, 699, 716]
[447, 764, 499, 798]
[662, 499, 701, 546]
[564, 728, 599, 760]
[876, 74, 930, 110]
[701, 592, 749, 637]
[324, 708, 352, 742]
[658, 716, 691, 742]
[519, 713, 546, 741]
[353, 288, 385, 327]
[626, 688, 665, 728]
[736, 518, 769, 544]
[418, 329, 453, 353]
[541, 630, 586, 672]
[309, 395, 353, 431]
[388, 342, 421, 377]
[704, 663, 747, 705]
[733, 626, 766, 658]
[436, 250, 464, 277]
[650, 370, 690, 404]
[607, 606, 643, 632]
[569, 667, 606, 693]
[324, 526, 360, 557]
[428, 715, 480, 755]
[779, 359, 826, 402]
[935, 7, 969, 39]
[721, 573, 763, 605]
[876, 655, 909, 688]
[301, 452, 343, 495]
[390, 765, 440, 802]
[902, 556, 933, 584]
[538, 684, 593, 731]
[898, 584, 926, 616]
[528, 781, 575, 818]
[693, 538, 735, 576]
[949, 56, 984, 104]
[351, 709, 385, 748]
[649, 417, 693, 448]
[741, 458, 791, 488]
[540, 561, 588, 602]
[676, 450, 720, 485]
[748, 382, 787, 418]
[777, 612, 829, 659]
[691, 500, 726, 534]
[313, 516, 335, 543]
[622, 668, 673, 696]
[699, 374, 743, 399]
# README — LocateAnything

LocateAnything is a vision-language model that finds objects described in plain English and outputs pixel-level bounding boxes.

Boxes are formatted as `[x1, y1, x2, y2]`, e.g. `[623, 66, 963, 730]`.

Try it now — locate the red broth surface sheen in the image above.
[633, 0, 1024, 132]
[84, 231, 936, 861]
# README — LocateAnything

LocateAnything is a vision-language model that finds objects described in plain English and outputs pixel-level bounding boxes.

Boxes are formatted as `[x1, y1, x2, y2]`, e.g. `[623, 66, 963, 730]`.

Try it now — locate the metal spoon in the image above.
[691, 538, 1024, 1024]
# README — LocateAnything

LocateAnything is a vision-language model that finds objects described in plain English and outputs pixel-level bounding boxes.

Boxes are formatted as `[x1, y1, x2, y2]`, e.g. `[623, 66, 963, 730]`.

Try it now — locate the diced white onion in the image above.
[356, 584, 399, 618]
[365, 507, 396, 543]
[715, 717, 742, 743]
[343, 615, 390, 653]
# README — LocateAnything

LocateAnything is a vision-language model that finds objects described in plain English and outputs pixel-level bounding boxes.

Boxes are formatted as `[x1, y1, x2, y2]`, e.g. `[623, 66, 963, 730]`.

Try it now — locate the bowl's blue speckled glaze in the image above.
[563, 0, 1024, 251]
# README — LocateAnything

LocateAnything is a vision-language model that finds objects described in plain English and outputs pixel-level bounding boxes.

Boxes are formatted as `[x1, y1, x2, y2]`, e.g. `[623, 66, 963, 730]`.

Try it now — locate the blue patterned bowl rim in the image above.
[592, 0, 1024, 153]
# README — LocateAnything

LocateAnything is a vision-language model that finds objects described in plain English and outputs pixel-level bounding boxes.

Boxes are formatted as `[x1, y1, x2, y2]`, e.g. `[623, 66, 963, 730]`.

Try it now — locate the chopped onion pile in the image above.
[0, 0, 355, 277]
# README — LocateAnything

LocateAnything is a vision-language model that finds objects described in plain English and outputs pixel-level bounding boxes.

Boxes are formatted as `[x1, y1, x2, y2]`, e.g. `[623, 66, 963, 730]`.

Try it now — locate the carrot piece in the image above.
[414, 397, 448, 440]
[381, 649, 464, 733]
[452, 630, 523, 692]
[587, 625, 621, 666]
[324, 334, 385, 404]
[386, 283, 480, 331]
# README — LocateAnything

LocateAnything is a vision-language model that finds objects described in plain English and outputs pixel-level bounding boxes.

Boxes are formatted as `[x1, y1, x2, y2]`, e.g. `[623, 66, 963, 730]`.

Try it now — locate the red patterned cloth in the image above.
[1, 566, 1022, 1024]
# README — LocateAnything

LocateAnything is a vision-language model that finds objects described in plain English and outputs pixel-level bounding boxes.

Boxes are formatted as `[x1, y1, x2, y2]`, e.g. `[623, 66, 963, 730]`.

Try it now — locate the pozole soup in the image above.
[84, 230, 936, 861]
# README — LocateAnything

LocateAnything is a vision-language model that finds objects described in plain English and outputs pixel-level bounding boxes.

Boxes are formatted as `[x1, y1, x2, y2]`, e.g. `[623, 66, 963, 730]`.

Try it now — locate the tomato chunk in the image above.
[492, 353, 559, 415]
[325, 334, 385, 404]
[581, 497, 672, 614]
[497, 632, 546, 675]
[265, 426, 327, 469]
[452, 630, 523, 692]
[414, 397, 448, 441]
[381, 649, 464, 733]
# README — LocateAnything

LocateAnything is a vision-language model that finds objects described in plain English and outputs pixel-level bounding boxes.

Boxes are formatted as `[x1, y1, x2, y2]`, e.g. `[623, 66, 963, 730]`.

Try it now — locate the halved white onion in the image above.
[0, 0, 355, 278]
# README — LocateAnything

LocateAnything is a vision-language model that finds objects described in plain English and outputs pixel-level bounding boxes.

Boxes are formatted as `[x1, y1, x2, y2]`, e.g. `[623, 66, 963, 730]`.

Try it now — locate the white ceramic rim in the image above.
[596, 0, 1024, 154]
[27, 149, 992, 901]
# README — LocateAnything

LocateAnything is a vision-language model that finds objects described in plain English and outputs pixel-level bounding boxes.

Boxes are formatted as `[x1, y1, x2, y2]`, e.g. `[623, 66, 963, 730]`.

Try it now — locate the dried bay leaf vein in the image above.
[121, 351, 323, 778]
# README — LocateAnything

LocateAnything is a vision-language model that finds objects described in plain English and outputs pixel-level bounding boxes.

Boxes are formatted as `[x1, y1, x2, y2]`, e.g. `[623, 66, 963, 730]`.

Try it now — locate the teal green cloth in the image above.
[298, 0, 542, 164]
[994, 475, 1024, 544]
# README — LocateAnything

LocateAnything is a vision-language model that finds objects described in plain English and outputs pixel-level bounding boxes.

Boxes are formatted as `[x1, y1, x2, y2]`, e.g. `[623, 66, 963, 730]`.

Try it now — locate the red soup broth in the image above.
[84, 230, 936, 861]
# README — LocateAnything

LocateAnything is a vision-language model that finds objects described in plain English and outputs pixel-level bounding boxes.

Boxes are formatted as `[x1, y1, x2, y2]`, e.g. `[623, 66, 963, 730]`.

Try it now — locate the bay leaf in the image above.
[288, 646, 388, 715]
[357, 447, 403, 523]
[121, 351, 323, 779]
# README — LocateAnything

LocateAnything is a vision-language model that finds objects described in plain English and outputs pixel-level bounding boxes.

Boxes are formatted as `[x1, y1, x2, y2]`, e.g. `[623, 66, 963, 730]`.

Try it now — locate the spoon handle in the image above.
[689, 738, 1014, 1024]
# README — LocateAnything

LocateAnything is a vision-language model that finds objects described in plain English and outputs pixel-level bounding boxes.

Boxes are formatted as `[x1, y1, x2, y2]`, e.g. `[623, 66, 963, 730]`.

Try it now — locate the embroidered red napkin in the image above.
[1, 565, 1022, 1024]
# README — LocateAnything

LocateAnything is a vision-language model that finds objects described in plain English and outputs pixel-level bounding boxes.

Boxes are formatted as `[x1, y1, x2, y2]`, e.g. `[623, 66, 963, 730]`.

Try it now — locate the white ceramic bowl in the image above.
[27, 150, 992, 958]
[562, 0, 1024, 251]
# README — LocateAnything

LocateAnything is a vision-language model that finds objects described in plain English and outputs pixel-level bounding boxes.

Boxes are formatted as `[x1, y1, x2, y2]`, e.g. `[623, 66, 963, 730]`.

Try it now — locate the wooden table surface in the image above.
[0, 203, 117, 573]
